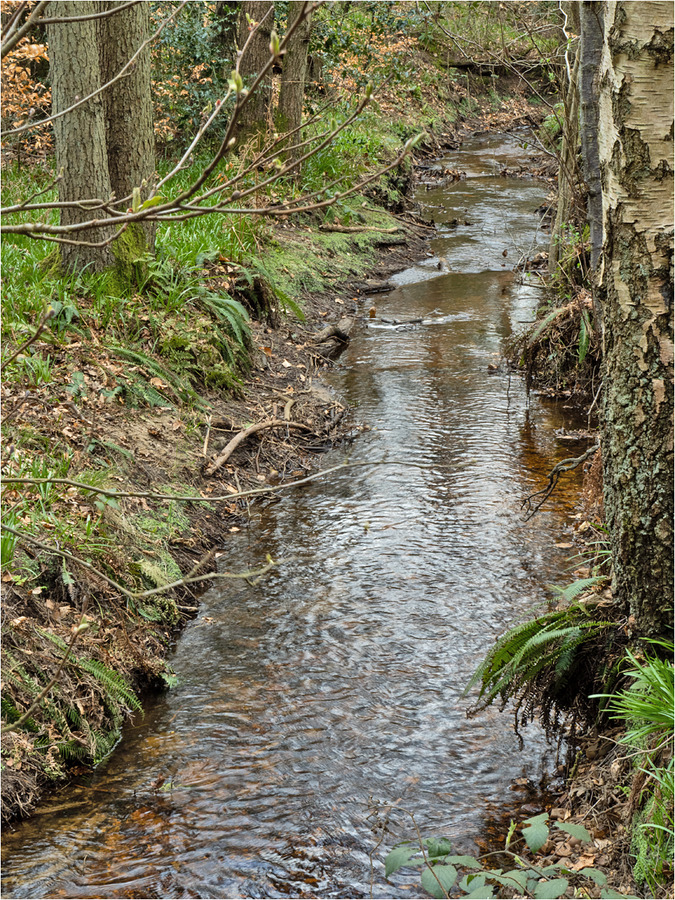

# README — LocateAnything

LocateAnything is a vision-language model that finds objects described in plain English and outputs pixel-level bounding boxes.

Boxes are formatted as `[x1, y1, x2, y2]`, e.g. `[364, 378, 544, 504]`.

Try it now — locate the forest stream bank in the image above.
[1, 128, 607, 899]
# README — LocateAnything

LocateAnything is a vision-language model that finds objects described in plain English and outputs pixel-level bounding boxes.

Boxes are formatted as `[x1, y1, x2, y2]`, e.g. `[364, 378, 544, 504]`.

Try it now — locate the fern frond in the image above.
[549, 575, 607, 604]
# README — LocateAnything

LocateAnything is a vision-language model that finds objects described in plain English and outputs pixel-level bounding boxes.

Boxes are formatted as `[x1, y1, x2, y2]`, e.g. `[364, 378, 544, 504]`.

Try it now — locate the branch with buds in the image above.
[1, 1, 423, 248]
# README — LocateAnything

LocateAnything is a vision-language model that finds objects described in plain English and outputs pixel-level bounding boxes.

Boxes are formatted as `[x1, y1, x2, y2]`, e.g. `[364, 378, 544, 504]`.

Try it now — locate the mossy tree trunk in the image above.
[595, 0, 674, 637]
[236, 0, 274, 142]
[46, 1, 115, 272]
[98, 0, 156, 254]
[275, 1, 313, 176]
[47, 1, 155, 276]
[578, 0, 605, 330]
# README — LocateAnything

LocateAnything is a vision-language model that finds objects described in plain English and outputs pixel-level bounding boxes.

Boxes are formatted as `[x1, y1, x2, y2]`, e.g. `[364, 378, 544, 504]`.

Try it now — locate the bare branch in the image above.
[3, 2, 188, 136]
[36, 1, 141, 25]
[522, 443, 600, 520]
[1, 0, 49, 59]
[0, 524, 284, 603]
[0, 459, 441, 506]
[0, 305, 55, 372]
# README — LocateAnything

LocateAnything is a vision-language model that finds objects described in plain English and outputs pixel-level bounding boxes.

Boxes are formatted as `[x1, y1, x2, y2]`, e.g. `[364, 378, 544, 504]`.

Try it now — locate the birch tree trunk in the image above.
[596, 1, 674, 636]
[46, 1, 114, 271]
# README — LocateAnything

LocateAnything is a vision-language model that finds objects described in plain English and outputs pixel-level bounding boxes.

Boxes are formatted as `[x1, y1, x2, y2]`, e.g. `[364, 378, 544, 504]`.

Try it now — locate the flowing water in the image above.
[2, 134, 589, 899]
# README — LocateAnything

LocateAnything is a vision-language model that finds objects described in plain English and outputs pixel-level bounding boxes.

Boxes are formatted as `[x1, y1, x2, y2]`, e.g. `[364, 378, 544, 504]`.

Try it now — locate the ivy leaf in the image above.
[600, 889, 629, 899]
[533, 877, 569, 899]
[385, 843, 419, 877]
[522, 813, 550, 852]
[420, 864, 457, 898]
[554, 821, 591, 843]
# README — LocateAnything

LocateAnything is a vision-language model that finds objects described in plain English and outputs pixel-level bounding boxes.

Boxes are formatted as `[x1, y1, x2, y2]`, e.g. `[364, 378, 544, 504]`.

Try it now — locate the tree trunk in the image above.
[596, 1, 674, 637]
[548, 52, 581, 281]
[46, 1, 114, 272]
[578, 1, 605, 330]
[236, 0, 274, 141]
[275, 1, 313, 175]
[98, 0, 156, 252]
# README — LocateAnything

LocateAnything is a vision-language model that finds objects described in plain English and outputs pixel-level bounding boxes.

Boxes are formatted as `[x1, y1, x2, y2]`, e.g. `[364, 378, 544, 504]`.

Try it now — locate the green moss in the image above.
[260, 203, 403, 301]
[110, 224, 149, 291]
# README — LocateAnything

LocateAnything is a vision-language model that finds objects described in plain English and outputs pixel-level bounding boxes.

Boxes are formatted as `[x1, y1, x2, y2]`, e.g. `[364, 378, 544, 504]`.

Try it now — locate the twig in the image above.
[4, 3, 188, 136]
[37, 2, 141, 25]
[1, 601, 90, 735]
[0, 458, 452, 504]
[0, 524, 283, 601]
[522, 443, 600, 520]
[205, 419, 313, 476]
[0, 307, 55, 373]
[1, 0, 49, 59]
[318, 225, 400, 234]
[202, 415, 212, 458]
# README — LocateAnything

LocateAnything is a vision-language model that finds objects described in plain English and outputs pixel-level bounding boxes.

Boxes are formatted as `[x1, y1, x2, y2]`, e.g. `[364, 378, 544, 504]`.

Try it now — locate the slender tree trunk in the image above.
[549, 52, 580, 281]
[236, 0, 274, 140]
[578, 0, 605, 330]
[596, 1, 674, 637]
[98, 0, 156, 252]
[276, 1, 313, 175]
[46, 1, 114, 271]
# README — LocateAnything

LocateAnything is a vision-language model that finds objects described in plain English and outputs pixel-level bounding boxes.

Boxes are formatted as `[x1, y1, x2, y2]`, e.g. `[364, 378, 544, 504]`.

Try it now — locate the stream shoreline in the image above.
[1, 180, 435, 826]
[3, 110, 563, 832]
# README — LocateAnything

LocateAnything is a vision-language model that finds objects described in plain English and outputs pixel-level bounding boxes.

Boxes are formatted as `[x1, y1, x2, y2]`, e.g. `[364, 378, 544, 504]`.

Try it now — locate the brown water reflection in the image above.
[2, 134, 587, 900]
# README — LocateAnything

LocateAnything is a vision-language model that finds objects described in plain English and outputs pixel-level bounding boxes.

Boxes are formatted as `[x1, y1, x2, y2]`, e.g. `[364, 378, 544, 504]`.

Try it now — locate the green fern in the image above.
[199, 291, 251, 344]
[111, 345, 197, 403]
[91, 726, 122, 764]
[38, 629, 142, 713]
[466, 607, 614, 712]
[549, 575, 607, 603]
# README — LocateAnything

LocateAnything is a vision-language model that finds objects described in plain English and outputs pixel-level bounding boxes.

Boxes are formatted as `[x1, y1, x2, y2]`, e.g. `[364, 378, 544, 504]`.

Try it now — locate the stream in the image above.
[2, 133, 588, 899]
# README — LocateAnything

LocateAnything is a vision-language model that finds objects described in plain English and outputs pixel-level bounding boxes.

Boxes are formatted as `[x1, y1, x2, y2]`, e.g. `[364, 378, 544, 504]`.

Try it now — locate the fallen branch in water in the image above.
[204, 418, 313, 476]
[312, 318, 354, 343]
[522, 443, 600, 521]
[1, 458, 461, 505]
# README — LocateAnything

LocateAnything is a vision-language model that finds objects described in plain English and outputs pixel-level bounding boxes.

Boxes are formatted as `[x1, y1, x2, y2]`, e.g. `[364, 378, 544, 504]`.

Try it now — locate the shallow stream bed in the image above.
[2, 134, 588, 899]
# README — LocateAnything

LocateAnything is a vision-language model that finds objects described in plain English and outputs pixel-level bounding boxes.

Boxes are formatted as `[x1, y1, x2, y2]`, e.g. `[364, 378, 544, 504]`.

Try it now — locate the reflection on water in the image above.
[2, 134, 586, 899]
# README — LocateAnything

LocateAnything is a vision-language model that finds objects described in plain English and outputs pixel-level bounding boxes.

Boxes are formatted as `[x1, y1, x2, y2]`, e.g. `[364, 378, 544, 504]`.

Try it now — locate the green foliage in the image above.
[594, 640, 674, 893]
[39, 628, 142, 715]
[385, 816, 623, 899]
[466, 603, 613, 715]
[150, 2, 235, 148]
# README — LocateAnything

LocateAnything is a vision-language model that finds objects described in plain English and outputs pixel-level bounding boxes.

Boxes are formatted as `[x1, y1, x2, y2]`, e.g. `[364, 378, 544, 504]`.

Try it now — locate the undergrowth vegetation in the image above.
[597, 641, 674, 894]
